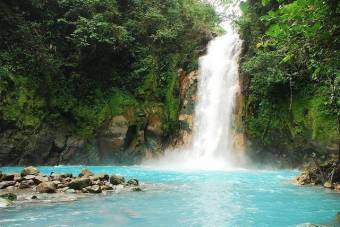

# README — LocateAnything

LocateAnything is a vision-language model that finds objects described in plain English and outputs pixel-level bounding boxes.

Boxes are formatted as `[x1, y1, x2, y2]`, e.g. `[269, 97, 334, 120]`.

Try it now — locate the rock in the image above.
[5, 186, 15, 191]
[21, 166, 39, 176]
[65, 189, 76, 193]
[110, 175, 125, 185]
[0, 193, 17, 201]
[60, 137, 84, 164]
[0, 173, 15, 181]
[58, 187, 69, 192]
[31, 195, 38, 200]
[96, 115, 129, 161]
[127, 179, 139, 186]
[296, 175, 308, 185]
[0, 198, 12, 207]
[334, 183, 340, 191]
[0, 181, 16, 189]
[50, 173, 72, 181]
[79, 169, 94, 178]
[132, 187, 142, 192]
[68, 178, 91, 190]
[323, 181, 333, 189]
[24, 175, 36, 181]
[19, 180, 35, 189]
[86, 185, 102, 194]
[36, 182, 57, 193]
[33, 175, 48, 184]
[336, 212, 340, 223]
[101, 183, 114, 191]
[96, 174, 109, 181]
[146, 114, 163, 136]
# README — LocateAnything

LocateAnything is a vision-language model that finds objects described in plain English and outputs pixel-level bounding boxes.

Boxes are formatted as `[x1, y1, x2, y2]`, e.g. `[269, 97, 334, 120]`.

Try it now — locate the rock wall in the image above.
[0, 109, 166, 166]
[171, 69, 198, 149]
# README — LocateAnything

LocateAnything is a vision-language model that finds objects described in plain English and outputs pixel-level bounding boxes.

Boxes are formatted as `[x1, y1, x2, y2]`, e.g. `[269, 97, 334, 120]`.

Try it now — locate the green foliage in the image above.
[238, 0, 339, 146]
[0, 0, 218, 137]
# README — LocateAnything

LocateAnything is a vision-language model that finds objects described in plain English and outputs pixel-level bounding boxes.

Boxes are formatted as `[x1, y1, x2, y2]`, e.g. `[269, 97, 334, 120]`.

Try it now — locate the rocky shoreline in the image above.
[295, 160, 340, 191]
[0, 166, 142, 207]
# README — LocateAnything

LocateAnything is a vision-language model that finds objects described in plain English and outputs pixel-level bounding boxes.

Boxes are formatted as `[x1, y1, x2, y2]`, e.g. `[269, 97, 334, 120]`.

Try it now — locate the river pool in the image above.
[0, 166, 339, 227]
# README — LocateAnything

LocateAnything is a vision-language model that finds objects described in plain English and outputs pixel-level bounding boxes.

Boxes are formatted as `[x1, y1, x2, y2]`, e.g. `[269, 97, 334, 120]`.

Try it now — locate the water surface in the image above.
[0, 166, 339, 226]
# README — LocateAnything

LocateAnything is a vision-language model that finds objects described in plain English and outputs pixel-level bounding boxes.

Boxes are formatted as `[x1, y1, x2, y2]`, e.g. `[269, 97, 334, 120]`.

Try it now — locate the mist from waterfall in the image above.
[143, 0, 244, 170]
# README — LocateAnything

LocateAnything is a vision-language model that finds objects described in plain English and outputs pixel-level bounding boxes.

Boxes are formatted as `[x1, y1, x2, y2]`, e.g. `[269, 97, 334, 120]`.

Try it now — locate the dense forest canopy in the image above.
[0, 0, 219, 138]
[238, 0, 339, 161]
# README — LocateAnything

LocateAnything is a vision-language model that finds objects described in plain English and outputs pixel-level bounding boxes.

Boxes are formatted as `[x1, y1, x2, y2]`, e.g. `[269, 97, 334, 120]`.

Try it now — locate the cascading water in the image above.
[144, 0, 244, 170]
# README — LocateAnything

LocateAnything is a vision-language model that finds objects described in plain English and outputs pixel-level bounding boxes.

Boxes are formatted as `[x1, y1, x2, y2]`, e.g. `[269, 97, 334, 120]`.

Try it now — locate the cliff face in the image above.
[171, 70, 198, 149]
[0, 107, 167, 166]
[0, 70, 198, 166]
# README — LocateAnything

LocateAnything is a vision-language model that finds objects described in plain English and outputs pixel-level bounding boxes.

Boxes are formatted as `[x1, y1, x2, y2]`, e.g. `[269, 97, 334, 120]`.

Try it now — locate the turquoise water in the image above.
[0, 166, 339, 227]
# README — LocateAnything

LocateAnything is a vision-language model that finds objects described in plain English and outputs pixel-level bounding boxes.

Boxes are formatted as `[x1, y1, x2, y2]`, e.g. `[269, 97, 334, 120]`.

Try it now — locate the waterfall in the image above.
[144, 0, 243, 170]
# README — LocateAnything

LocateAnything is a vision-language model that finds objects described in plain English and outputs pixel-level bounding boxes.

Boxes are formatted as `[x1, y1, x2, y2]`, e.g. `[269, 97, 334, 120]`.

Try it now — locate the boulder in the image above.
[0, 198, 12, 207]
[0, 181, 16, 189]
[23, 175, 36, 181]
[110, 175, 125, 185]
[0, 193, 17, 201]
[132, 187, 142, 192]
[33, 175, 48, 184]
[5, 186, 15, 191]
[65, 189, 76, 193]
[31, 195, 38, 200]
[335, 184, 340, 191]
[127, 179, 139, 186]
[336, 212, 340, 223]
[19, 180, 35, 189]
[96, 174, 109, 181]
[101, 183, 114, 190]
[323, 181, 333, 189]
[50, 173, 72, 181]
[36, 182, 57, 193]
[79, 169, 94, 178]
[68, 178, 91, 190]
[86, 185, 102, 193]
[21, 166, 39, 176]
[0, 173, 15, 181]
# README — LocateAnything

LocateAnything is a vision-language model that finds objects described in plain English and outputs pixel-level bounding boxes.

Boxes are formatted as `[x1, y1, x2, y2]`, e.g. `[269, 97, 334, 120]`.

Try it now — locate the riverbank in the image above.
[295, 159, 340, 191]
[0, 166, 142, 207]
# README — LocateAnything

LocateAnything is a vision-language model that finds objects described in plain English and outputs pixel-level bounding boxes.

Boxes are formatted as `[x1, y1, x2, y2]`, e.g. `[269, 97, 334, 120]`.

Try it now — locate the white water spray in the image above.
[144, 0, 243, 170]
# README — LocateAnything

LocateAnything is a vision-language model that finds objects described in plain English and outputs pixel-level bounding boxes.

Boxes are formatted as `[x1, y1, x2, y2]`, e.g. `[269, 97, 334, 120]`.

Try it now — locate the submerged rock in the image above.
[127, 179, 139, 186]
[0, 192, 17, 201]
[110, 175, 125, 185]
[0, 198, 12, 207]
[36, 182, 57, 193]
[132, 187, 142, 192]
[21, 166, 39, 176]
[336, 212, 340, 223]
[31, 195, 38, 200]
